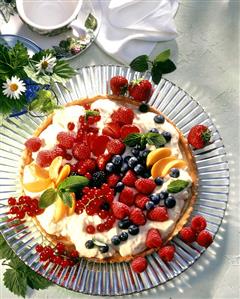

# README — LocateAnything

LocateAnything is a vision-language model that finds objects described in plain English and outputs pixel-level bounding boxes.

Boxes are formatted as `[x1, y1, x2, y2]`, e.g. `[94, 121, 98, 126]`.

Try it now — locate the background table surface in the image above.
[0, 1, 239, 298]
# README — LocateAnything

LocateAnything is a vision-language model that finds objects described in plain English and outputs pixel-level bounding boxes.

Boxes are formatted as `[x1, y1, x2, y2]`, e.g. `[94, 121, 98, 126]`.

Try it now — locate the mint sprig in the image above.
[129, 49, 176, 84]
[124, 132, 166, 148]
[167, 179, 189, 193]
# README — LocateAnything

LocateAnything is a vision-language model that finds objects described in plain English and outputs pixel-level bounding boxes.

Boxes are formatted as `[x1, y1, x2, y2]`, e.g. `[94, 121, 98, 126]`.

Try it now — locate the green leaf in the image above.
[167, 180, 189, 193]
[3, 268, 27, 298]
[0, 88, 27, 116]
[155, 59, 176, 74]
[31, 49, 55, 62]
[24, 65, 51, 85]
[85, 110, 100, 117]
[85, 13, 98, 31]
[0, 1, 16, 23]
[129, 55, 149, 72]
[151, 64, 162, 84]
[0, 233, 15, 260]
[145, 132, 166, 148]
[28, 89, 60, 114]
[123, 133, 143, 147]
[26, 268, 52, 290]
[60, 191, 73, 208]
[53, 60, 76, 81]
[39, 188, 57, 208]
[9, 41, 29, 71]
[153, 49, 170, 63]
[58, 176, 89, 192]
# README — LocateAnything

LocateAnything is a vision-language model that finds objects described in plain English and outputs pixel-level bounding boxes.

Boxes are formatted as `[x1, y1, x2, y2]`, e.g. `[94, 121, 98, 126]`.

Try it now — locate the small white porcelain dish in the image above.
[16, 0, 83, 35]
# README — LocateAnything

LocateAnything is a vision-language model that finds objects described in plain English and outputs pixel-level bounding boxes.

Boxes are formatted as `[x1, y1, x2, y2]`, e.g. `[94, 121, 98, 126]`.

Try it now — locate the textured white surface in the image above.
[0, 1, 239, 298]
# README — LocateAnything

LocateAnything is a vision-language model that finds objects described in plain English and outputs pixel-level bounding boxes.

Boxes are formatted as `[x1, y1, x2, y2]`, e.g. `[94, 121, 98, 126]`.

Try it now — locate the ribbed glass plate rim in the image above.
[0, 65, 230, 296]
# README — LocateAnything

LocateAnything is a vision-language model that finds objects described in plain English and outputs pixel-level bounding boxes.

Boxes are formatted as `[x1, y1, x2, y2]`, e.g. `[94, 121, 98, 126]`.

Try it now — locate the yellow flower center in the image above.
[41, 61, 49, 69]
[10, 83, 18, 92]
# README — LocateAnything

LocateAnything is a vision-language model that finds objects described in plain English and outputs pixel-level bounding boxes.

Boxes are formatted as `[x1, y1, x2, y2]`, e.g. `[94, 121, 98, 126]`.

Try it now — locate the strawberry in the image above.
[179, 227, 196, 243]
[135, 178, 156, 194]
[91, 135, 110, 156]
[128, 79, 152, 102]
[72, 143, 90, 160]
[110, 76, 128, 96]
[25, 137, 42, 152]
[122, 170, 137, 187]
[146, 228, 162, 248]
[96, 153, 112, 170]
[107, 174, 120, 187]
[112, 201, 130, 219]
[187, 125, 211, 149]
[134, 193, 149, 210]
[119, 187, 135, 206]
[36, 150, 53, 167]
[57, 132, 75, 149]
[196, 230, 213, 248]
[147, 206, 169, 222]
[129, 208, 146, 226]
[111, 107, 134, 125]
[191, 215, 207, 233]
[131, 256, 148, 273]
[107, 139, 125, 155]
[102, 122, 121, 139]
[120, 124, 140, 140]
[158, 245, 175, 262]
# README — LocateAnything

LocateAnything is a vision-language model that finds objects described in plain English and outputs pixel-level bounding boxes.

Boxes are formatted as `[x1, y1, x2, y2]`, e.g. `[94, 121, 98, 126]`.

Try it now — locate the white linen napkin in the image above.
[95, 0, 179, 63]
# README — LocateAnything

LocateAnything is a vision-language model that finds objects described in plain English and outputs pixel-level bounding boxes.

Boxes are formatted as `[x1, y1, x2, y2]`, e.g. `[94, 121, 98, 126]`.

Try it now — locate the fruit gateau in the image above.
[20, 92, 198, 263]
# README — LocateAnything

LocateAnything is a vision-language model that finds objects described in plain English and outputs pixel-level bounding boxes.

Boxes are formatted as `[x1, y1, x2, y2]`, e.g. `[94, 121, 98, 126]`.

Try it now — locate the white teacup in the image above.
[16, 0, 83, 35]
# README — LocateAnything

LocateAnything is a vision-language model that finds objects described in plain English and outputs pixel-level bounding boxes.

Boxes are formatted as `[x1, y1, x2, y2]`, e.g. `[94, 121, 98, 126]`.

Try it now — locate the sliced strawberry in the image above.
[91, 135, 110, 156]
[120, 124, 140, 140]
[102, 122, 121, 139]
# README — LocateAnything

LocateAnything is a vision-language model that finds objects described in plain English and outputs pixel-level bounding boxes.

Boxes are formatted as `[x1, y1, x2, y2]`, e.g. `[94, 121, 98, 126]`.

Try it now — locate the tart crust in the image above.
[20, 95, 198, 263]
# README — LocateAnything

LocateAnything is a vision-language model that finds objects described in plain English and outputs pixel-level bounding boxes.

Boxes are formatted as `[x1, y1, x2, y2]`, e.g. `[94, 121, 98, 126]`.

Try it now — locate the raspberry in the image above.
[147, 206, 169, 222]
[102, 122, 121, 139]
[158, 245, 175, 262]
[107, 139, 125, 155]
[25, 137, 42, 152]
[83, 159, 96, 173]
[179, 227, 196, 243]
[51, 146, 66, 159]
[112, 201, 130, 219]
[129, 208, 146, 225]
[107, 174, 120, 187]
[191, 215, 207, 233]
[57, 132, 75, 149]
[36, 150, 53, 167]
[91, 135, 110, 156]
[146, 229, 162, 248]
[122, 170, 137, 187]
[111, 107, 135, 125]
[72, 143, 90, 160]
[196, 230, 213, 247]
[135, 178, 156, 194]
[134, 193, 149, 210]
[131, 256, 148, 273]
[97, 153, 112, 170]
[120, 124, 140, 140]
[119, 187, 135, 206]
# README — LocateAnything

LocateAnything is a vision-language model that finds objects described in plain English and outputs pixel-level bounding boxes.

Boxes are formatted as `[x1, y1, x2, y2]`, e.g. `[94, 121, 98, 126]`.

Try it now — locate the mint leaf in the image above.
[124, 133, 142, 147]
[85, 110, 100, 117]
[3, 268, 27, 298]
[153, 49, 170, 63]
[39, 188, 57, 208]
[130, 55, 149, 72]
[146, 132, 166, 148]
[155, 60, 176, 74]
[58, 176, 89, 192]
[151, 64, 162, 84]
[85, 13, 98, 31]
[60, 191, 73, 208]
[0, 233, 15, 260]
[26, 268, 52, 290]
[167, 180, 189, 193]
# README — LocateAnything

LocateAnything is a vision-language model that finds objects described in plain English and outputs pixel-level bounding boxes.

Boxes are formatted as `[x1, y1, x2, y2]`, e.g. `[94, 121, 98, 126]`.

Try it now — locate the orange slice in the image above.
[49, 156, 63, 182]
[56, 164, 71, 186]
[67, 193, 76, 216]
[29, 163, 49, 179]
[146, 148, 172, 167]
[53, 195, 68, 223]
[23, 178, 52, 192]
[151, 156, 176, 178]
[161, 159, 187, 177]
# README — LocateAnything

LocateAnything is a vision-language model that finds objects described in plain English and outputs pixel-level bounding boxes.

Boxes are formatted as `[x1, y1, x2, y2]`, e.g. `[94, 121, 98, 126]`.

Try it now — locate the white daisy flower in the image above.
[36, 54, 57, 74]
[2, 76, 26, 100]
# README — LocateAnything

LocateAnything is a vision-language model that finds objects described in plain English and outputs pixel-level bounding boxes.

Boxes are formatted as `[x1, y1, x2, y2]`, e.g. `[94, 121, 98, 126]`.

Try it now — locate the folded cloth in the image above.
[95, 0, 179, 63]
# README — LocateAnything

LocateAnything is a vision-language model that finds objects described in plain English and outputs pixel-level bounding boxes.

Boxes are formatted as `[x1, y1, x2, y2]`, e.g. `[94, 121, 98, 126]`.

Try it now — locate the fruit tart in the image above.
[20, 94, 198, 263]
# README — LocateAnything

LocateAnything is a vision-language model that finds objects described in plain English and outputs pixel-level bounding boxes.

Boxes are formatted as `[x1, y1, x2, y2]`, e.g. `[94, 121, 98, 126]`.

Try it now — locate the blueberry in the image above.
[135, 144, 146, 150]
[118, 218, 132, 229]
[128, 224, 139, 235]
[131, 148, 140, 157]
[154, 114, 165, 124]
[162, 131, 172, 142]
[139, 150, 150, 160]
[170, 168, 180, 178]
[159, 191, 169, 200]
[149, 194, 160, 205]
[134, 164, 145, 175]
[128, 157, 138, 168]
[120, 163, 129, 173]
[145, 201, 155, 210]
[100, 202, 110, 210]
[115, 182, 125, 192]
[142, 169, 151, 178]
[124, 155, 132, 163]
[99, 244, 109, 253]
[85, 240, 94, 249]
[164, 196, 176, 208]
[112, 155, 123, 166]
[119, 231, 128, 241]
[149, 128, 159, 134]
[111, 235, 121, 245]
[155, 176, 164, 186]
[139, 102, 149, 113]
[106, 162, 115, 173]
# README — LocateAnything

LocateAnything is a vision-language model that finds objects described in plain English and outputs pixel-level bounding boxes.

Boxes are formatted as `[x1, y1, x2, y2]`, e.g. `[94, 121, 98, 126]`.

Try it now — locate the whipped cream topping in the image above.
[23, 99, 192, 259]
